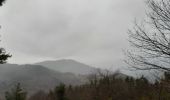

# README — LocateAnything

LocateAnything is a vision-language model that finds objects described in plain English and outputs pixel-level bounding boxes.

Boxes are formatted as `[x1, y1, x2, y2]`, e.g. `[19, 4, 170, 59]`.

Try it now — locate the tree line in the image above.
[3, 72, 170, 100]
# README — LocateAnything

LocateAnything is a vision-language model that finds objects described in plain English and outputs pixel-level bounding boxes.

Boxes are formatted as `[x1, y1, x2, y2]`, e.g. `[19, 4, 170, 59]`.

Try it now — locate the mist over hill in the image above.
[0, 63, 85, 96]
[35, 59, 98, 75]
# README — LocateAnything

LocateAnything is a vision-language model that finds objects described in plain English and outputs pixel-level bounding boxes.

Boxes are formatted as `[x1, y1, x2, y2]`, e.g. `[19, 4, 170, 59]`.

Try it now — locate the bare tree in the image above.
[126, 0, 170, 72]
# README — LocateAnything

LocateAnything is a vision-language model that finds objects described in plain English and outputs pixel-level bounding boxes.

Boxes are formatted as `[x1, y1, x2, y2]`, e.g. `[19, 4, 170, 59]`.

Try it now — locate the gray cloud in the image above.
[0, 0, 145, 69]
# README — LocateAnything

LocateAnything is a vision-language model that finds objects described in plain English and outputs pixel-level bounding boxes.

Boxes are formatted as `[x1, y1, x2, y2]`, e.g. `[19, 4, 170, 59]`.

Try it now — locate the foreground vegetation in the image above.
[4, 72, 170, 100]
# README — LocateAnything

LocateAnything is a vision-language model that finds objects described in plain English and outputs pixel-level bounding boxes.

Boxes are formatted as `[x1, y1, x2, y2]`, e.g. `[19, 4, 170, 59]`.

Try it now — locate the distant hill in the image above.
[0, 64, 85, 96]
[35, 59, 98, 75]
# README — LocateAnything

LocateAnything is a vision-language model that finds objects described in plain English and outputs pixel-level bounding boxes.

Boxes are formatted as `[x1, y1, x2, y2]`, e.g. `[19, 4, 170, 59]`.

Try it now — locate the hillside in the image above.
[0, 64, 84, 95]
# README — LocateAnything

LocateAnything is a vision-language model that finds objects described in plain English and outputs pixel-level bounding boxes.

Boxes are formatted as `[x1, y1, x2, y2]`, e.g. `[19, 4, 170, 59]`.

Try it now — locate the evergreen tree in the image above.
[55, 83, 66, 100]
[0, 0, 11, 64]
[0, 48, 11, 64]
[0, 0, 5, 6]
[5, 83, 27, 100]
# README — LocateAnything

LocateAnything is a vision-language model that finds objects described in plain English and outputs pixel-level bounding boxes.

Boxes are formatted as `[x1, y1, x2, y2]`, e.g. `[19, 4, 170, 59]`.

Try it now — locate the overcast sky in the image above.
[0, 0, 146, 69]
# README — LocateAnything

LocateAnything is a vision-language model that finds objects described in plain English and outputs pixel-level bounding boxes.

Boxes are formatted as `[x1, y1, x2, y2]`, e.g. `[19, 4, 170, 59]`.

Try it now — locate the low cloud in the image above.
[0, 0, 145, 68]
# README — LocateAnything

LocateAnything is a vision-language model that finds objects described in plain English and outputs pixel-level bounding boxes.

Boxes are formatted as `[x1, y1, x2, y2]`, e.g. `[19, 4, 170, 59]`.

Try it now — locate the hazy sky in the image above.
[0, 0, 145, 69]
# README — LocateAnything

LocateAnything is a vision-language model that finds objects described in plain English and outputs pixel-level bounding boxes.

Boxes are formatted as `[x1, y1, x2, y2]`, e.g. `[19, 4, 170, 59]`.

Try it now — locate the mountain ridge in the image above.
[35, 59, 98, 75]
